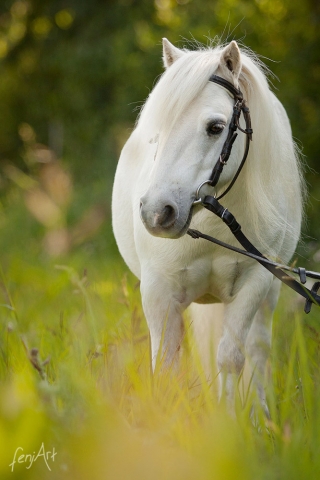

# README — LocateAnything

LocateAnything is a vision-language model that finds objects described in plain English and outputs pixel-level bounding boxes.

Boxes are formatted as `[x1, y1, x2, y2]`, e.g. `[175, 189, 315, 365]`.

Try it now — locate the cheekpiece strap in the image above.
[207, 74, 252, 197]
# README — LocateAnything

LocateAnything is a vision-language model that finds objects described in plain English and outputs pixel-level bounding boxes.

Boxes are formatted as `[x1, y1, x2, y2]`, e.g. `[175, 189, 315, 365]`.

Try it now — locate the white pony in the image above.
[112, 39, 304, 413]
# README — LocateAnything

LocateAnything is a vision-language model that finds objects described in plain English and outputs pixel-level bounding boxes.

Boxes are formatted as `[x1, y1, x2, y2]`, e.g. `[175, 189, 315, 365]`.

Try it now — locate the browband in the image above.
[209, 74, 243, 100]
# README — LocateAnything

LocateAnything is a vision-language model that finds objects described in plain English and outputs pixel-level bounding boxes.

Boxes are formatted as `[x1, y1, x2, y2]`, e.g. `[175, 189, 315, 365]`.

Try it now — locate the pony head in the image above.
[139, 39, 245, 238]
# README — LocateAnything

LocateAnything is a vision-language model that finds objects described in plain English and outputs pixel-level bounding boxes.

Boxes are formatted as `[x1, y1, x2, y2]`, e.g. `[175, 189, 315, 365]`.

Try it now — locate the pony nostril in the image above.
[140, 197, 178, 232]
[157, 204, 177, 228]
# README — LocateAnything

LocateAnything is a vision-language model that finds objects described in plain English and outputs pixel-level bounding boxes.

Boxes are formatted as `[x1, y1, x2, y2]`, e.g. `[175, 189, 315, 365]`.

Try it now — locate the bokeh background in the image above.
[1, 2, 320, 480]
[0, 0, 320, 260]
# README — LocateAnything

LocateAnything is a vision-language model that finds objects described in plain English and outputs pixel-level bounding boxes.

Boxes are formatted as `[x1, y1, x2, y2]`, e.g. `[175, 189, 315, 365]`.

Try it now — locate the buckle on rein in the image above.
[296, 268, 320, 314]
[304, 281, 320, 314]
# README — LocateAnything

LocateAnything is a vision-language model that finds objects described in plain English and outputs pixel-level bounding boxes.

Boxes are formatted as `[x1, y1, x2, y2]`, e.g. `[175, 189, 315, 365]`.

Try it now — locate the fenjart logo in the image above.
[9, 443, 57, 472]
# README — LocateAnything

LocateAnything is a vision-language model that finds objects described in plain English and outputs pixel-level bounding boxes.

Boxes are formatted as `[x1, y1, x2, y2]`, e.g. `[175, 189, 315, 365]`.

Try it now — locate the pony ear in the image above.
[219, 41, 242, 82]
[162, 38, 185, 68]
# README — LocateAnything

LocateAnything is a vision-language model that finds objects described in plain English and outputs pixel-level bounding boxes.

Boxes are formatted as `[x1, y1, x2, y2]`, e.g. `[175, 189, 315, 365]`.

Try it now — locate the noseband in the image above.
[193, 74, 252, 203]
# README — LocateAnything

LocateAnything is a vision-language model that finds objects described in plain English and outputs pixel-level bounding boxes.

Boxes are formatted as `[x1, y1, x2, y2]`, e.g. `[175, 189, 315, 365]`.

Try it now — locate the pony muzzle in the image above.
[139, 197, 179, 236]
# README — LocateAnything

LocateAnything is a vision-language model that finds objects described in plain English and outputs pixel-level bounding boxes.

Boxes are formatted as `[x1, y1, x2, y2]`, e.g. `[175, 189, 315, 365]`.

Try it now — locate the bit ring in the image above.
[193, 180, 215, 205]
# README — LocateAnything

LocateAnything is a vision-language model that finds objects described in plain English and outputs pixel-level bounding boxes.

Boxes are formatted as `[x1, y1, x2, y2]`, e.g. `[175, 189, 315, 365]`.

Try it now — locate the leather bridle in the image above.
[208, 75, 252, 199]
[188, 75, 320, 313]
[193, 74, 253, 204]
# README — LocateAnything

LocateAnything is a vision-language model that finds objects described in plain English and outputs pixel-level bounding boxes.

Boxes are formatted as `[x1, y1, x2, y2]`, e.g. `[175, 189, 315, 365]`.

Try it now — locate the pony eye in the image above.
[207, 122, 225, 136]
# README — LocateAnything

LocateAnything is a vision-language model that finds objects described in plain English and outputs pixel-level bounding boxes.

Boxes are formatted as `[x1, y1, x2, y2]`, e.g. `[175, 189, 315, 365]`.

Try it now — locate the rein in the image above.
[188, 75, 320, 313]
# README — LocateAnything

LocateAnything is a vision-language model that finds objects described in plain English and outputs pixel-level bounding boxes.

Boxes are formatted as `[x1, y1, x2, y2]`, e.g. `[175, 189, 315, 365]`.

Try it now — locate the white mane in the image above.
[137, 47, 222, 137]
[136, 45, 305, 257]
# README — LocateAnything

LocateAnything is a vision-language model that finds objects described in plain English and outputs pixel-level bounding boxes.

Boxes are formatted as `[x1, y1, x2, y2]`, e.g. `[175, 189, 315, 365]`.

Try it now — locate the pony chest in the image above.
[192, 253, 245, 304]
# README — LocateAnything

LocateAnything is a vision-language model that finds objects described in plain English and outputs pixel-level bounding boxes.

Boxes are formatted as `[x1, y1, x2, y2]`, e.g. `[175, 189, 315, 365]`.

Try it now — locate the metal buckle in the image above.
[304, 282, 320, 314]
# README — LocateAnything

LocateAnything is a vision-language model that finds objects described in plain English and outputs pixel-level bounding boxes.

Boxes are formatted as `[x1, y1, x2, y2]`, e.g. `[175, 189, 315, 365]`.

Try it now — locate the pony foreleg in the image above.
[189, 302, 224, 381]
[217, 269, 273, 413]
[140, 271, 186, 371]
[245, 278, 281, 417]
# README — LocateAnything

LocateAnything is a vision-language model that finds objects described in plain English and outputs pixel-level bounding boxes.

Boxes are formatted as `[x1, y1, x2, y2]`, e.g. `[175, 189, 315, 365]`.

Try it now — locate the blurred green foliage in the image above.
[2, 230, 320, 479]
[1, 3, 320, 479]
[0, 0, 319, 238]
[0, 1, 319, 173]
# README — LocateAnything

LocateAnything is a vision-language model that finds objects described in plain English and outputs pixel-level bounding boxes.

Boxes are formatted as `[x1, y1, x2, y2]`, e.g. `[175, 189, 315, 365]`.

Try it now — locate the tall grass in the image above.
[1, 181, 320, 480]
